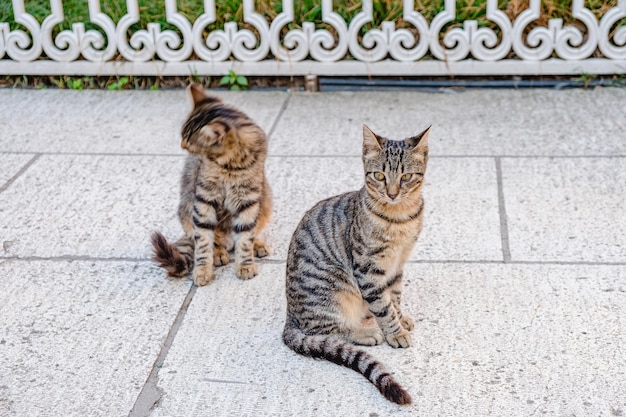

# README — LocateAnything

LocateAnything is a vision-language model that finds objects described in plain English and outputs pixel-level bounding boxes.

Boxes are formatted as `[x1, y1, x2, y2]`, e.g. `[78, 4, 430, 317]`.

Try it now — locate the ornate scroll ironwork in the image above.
[1, 0, 624, 75]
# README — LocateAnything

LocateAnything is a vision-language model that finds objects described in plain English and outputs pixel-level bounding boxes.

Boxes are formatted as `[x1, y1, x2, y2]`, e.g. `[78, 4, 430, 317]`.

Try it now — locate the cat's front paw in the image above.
[401, 316, 415, 331]
[386, 329, 413, 348]
[253, 240, 270, 258]
[213, 247, 230, 266]
[236, 263, 258, 280]
[193, 264, 214, 286]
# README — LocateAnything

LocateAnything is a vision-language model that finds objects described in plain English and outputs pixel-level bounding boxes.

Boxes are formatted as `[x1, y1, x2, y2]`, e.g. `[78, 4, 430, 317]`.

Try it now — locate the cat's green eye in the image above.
[400, 173, 412, 182]
[373, 172, 385, 181]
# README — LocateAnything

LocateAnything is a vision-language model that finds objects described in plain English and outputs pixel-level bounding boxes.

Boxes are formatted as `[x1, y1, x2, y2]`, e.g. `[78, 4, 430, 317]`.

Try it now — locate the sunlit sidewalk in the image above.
[1, 86, 625, 417]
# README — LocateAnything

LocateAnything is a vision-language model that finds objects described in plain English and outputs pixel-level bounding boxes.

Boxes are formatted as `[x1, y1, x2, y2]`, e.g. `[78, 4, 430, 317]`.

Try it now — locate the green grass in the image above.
[1, 0, 623, 47]
[1, 1, 624, 90]
[0, 0, 622, 33]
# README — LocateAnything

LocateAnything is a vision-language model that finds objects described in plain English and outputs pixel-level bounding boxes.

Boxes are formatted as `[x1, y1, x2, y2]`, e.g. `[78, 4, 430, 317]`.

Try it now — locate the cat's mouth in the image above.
[385, 191, 403, 202]
[379, 195, 402, 205]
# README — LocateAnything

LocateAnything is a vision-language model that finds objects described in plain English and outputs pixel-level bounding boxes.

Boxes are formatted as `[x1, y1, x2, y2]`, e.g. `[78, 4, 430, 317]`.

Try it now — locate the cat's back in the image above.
[287, 190, 358, 271]
[296, 190, 356, 233]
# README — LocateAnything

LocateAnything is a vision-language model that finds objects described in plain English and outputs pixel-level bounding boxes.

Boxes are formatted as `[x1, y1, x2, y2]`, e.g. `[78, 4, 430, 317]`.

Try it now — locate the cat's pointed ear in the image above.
[199, 122, 228, 144]
[406, 125, 431, 152]
[187, 83, 216, 107]
[363, 125, 385, 157]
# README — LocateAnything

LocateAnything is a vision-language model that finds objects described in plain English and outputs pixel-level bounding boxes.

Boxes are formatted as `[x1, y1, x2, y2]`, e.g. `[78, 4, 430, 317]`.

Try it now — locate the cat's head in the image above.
[180, 83, 229, 156]
[362, 125, 430, 205]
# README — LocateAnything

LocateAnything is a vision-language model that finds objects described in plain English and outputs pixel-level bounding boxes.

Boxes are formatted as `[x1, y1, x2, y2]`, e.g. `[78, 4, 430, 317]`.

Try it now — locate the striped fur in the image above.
[283, 125, 431, 404]
[151, 83, 272, 286]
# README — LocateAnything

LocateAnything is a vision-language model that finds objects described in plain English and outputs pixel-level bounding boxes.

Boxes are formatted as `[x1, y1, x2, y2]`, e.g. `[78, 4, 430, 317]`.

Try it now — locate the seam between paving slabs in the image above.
[129, 92, 291, 417]
[3, 256, 626, 266]
[266, 90, 292, 141]
[3, 151, 626, 159]
[0, 255, 152, 262]
[0, 153, 41, 194]
[495, 157, 512, 263]
[129, 283, 198, 417]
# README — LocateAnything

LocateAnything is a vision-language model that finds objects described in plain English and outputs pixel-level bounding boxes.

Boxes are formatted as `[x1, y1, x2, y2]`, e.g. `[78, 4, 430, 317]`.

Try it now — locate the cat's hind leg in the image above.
[337, 291, 384, 346]
[348, 317, 384, 346]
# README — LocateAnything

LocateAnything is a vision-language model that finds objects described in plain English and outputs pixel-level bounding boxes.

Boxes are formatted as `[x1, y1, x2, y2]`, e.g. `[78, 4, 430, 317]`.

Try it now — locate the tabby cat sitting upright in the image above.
[151, 83, 272, 286]
[283, 124, 431, 405]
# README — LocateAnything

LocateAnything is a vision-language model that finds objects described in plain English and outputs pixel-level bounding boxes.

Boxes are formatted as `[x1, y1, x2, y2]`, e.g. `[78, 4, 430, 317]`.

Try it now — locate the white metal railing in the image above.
[0, 0, 625, 77]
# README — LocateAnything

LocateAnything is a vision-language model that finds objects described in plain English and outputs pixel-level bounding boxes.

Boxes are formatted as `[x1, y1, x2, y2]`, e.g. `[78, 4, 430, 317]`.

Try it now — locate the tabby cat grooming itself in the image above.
[283, 124, 431, 405]
[151, 83, 272, 286]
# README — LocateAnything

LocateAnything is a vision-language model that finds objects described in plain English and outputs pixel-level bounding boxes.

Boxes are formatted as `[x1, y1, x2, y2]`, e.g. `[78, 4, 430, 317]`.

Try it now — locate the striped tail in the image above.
[150, 232, 194, 278]
[282, 320, 412, 405]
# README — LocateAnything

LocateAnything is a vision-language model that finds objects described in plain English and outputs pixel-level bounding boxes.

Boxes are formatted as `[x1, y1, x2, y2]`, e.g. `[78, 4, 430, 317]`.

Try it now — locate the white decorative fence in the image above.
[0, 0, 625, 77]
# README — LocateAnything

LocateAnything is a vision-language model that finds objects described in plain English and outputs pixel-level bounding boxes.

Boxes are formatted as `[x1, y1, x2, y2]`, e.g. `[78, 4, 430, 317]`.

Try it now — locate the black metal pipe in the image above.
[319, 77, 622, 92]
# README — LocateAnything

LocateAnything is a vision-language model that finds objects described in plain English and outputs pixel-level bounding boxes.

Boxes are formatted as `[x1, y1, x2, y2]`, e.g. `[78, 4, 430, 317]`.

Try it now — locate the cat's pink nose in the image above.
[388, 192, 398, 200]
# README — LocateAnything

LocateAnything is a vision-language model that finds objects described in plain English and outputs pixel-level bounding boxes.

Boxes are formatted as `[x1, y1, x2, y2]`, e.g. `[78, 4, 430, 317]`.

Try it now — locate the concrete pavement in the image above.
[1, 87, 625, 416]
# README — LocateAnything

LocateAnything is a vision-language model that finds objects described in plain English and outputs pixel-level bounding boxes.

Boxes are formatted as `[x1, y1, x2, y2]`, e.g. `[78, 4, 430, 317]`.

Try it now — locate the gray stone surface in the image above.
[1, 88, 624, 417]
[503, 157, 626, 262]
[269, 89, 626, 157]
[151, 263, 626, 417]
[0, 90, 288, 154]
[0, 260, 190, 417]
[0, 153, 36, 188]
[0, 154, 184, 259]
[265, 156, 502, 261]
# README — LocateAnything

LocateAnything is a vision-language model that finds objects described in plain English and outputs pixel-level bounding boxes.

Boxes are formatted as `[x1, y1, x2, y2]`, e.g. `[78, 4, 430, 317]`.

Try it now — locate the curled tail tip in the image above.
[150, 231, 190, 278]
[150, 231, 170, 262]
[377, 372, 412, 405]
[382, 383, 412, 405]
[150, 230, 168, 249]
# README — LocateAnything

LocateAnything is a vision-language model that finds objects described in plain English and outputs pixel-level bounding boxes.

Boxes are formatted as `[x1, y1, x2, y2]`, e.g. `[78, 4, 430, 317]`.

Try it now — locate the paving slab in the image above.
[265, 156, 502, 261]
[150, 262, 626, 417]
[264, 156, 363, 260]
[0, 90, 288, 154]
[1, 87, 625, 417]
[269, 89, 626, 157]
[4, 153, 500, 262]
[502, 157, 626, 262]
[0, 153, 36, 188]
[0, 154, 184, 259]
[0, 260, 190, 417]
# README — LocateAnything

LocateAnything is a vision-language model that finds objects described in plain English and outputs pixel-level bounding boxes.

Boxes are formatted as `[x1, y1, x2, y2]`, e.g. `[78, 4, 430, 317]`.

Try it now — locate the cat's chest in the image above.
[361, 220, 421, 271]
[198, 162, 249, 186]
[376, 237, 416, 267]
[369, 215, 423, 245]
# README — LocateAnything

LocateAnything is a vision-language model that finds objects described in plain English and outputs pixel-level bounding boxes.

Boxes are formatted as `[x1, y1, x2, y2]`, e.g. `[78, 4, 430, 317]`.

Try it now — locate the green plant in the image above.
[70, 77, 85, 90]
[219, 70, 248, 91]
[107, 77, 130, 90]
[573, 71, 598, 88]
[189, 66, 202, 84]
